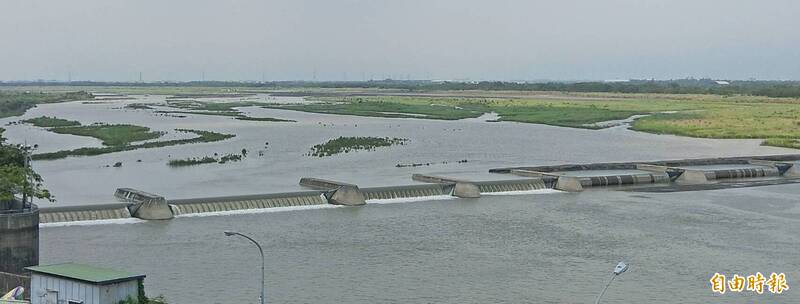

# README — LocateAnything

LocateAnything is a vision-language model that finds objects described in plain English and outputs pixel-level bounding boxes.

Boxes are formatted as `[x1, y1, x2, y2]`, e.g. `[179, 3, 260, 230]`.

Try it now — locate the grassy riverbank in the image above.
[274, 94, 800, 148]
[0, 91, 93, 118]
[266, 97, 485, 120]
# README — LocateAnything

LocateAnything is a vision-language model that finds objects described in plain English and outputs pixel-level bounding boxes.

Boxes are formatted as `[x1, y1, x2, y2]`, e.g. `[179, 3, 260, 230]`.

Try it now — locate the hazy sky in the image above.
[2, 0, 799, 82]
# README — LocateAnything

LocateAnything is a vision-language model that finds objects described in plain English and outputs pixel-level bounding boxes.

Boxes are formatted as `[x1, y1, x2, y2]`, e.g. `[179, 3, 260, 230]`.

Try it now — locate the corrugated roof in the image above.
[25, 263, 145, 285]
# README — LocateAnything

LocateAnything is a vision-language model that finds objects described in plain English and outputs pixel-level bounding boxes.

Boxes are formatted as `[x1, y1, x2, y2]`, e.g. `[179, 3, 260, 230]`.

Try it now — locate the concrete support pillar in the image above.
[674, 169, 712, 185]
[0, 205, 38, 299]
[452, 182, 481, 198]
[782, 164, 800, 177]
[554, 176, 584, 192]
[327, 185, 366, 206]
[129, 199, 174, 220]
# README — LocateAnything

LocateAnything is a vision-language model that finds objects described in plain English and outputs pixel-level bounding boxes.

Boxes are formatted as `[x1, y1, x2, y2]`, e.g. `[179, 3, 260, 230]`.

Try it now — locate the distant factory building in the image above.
[25, 264, 145, 304]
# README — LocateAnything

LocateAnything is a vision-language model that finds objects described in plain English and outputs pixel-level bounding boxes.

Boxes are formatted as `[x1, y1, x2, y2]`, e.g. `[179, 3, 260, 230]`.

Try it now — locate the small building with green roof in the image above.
[25, 263, 145, 304]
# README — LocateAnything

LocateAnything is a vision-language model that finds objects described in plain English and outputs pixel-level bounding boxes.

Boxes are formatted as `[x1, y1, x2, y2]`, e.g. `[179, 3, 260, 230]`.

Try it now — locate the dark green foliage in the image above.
[0, 144, 52, 205]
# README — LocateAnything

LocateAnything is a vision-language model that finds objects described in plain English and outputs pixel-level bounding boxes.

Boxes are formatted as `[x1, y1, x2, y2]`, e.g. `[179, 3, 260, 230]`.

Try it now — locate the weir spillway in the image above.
[37, 154, 800, 224]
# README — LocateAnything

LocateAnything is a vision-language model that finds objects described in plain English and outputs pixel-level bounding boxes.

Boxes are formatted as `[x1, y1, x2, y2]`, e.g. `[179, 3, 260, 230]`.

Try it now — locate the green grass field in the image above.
[266, 97, 486, 120]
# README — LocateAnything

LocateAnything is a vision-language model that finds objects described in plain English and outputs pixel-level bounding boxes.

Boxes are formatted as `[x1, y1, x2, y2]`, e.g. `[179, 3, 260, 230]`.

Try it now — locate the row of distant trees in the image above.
[3, 79, 800, 98]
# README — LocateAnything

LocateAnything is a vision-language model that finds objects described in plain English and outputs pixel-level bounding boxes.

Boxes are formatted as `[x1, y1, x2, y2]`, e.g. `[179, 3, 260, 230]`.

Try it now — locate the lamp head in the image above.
[224, 231, 237, 236]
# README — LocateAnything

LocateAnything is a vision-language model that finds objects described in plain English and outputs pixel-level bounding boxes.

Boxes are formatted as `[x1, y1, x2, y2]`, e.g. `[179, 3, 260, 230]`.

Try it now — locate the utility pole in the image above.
[20, 144, 32, 211]
[139, 72, 143, 83]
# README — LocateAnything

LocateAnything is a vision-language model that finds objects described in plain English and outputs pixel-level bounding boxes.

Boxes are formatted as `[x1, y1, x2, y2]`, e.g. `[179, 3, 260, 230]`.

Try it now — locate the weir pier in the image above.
[34, 154, 800, 224]
[0, 204, 38, 298]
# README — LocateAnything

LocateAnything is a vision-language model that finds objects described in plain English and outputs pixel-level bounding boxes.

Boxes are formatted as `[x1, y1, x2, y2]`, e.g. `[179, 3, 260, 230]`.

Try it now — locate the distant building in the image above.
[25, 264, 145, 304]
[715, 80, 730, 85]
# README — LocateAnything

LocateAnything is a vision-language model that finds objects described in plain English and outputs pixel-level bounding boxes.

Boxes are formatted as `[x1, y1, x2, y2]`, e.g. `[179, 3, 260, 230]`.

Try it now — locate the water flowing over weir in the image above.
[39, 204, 131, 224]
[361, 184, 451, 200]
[474, 179, 552, 193]
[35, 154, 800, 224]
[168, 191, 327, 216]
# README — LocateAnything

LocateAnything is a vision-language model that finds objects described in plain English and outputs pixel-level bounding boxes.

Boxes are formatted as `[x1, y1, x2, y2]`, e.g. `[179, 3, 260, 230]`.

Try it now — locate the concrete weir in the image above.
[495, 154, 800, 191]
[35, 154, 800, 224]
[39, 204, 131, 224]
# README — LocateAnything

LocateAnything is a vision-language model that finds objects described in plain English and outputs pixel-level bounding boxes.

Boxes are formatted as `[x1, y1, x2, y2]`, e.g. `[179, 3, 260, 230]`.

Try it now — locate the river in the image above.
[0, 94, 794, 206]
[5, 94, 799, 302]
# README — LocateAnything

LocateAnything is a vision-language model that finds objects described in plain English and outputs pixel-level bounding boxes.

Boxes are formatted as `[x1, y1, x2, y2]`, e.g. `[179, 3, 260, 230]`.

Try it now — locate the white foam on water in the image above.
[482, 189, 563, 196]
[366, 195, 455, 205]
[40, 217, 146, 228]
[174, 203, 343, 218]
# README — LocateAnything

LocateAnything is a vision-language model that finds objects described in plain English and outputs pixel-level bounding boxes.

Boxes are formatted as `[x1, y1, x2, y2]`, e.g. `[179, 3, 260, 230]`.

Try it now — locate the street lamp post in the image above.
[594, 261, 628, 304]
[225, 231, 265, 304]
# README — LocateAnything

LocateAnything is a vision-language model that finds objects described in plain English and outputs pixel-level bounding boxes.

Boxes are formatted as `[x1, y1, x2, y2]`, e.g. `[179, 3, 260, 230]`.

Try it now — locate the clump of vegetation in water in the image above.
[234, 116, 295, 122]
[22, 116, 81, 128]
[158, 100, 294, 122]
[167, 151, 245, 167]
[218, 153, 242, 163]
[124, 103, 155, 110]
[51, 124, 164, 146]
[0, 91, 93, 118]
[308, 136, 407, 157]
[168, 156, 218, 167]
[33, 129, 235, 160]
